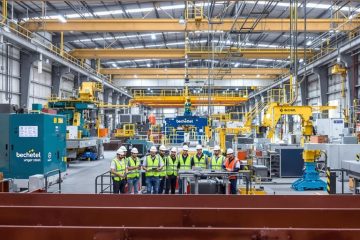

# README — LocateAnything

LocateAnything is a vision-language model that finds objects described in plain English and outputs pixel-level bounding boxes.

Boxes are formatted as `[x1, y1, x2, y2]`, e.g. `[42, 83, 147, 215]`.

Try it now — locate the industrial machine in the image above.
[260, 103, 327, 191]
[0, 106, 67, 189]
[48, 82, 109, 161]
[114, 123, 135, 138]
[163, 88, 209, 145]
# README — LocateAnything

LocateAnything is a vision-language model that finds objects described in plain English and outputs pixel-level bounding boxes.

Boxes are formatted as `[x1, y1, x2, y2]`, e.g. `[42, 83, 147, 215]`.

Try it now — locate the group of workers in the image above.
[110, 144, 240, 195]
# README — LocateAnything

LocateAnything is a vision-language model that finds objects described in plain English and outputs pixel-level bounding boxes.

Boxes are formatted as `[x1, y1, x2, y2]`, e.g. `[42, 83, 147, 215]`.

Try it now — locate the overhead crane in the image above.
[112, 75, 276, 80]
[100, 68, 288, 76]
[69, 48, 315, 60]
[130, 89, 247, 108]
[22, 18, 360, 32]
[102, 68, 287, 81]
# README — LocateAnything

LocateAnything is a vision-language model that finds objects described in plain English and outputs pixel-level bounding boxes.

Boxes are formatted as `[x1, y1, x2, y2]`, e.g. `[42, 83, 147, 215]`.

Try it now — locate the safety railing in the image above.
[44, 169, 62, 193]
[95, 170, 113, 194]
[0, 16, 111, 83]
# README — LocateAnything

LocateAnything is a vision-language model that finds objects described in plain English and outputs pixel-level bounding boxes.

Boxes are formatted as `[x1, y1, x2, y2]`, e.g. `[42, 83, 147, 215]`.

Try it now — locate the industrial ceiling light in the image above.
[306, 40, 312, 46]
[112, 63, 117, 67]
[236, 88, 239, 91]
[147, 63, 151, 67]
[234, 63, 240, 67]
[151, 34, 156, 40]
[57, 15, 67, 23]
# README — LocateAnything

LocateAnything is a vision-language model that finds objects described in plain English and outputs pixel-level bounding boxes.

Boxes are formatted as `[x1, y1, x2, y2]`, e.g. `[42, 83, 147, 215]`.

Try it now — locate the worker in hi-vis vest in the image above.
[210, 145, 225, 170]
[191, 145, 208, 169]
[178, 145, 191, 194]
[110, 148, 128, 194]
[158, 145, 168, 194]
[165, 147, 180, 194]
[143, 146, 164, 194]
[126, 147, 141, 194]
[223, 148, 240, 194]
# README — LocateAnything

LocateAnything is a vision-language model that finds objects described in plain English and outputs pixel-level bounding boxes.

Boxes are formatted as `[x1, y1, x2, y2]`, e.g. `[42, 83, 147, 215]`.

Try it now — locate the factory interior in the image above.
[1, 0, 360, 239]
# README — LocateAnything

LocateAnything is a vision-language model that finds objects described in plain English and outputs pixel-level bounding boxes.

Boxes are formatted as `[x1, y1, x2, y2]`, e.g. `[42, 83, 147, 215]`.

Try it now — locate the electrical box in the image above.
[66, 126, 78, 139]
[0, 113, 67, 179]
[315, 118, 344, 140]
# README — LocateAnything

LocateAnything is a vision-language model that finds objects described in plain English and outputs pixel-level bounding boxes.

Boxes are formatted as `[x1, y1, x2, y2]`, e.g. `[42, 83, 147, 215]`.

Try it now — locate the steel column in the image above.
[19, 51, 38, 108]
[300, 75, 308, 105]
[341, 53, 355, 108]
[314, 66, 329, 106]
[51, 66, 71, 97]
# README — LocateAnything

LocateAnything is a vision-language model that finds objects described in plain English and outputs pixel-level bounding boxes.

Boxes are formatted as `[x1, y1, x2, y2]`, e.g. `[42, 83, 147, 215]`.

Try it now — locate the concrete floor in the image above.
[50, 151, 351, 195]
[49, 151, 115, 194]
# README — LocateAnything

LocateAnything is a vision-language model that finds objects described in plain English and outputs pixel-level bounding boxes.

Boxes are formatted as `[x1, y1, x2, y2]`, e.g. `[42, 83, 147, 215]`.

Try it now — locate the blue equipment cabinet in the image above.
[164, 116, 208, 144]
[0, 113, 67, 179]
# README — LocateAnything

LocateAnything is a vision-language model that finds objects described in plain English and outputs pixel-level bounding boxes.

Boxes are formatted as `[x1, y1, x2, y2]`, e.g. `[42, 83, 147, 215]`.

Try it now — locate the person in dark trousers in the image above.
[223, 148, 240, 195]
[158, 145, 167, 194]
[126, 147, 141, 194]
[165, 147, 180, 194]
[110, 148, 127, 194]
[178, 145, 191, 194]
[143, 146, 163, 194]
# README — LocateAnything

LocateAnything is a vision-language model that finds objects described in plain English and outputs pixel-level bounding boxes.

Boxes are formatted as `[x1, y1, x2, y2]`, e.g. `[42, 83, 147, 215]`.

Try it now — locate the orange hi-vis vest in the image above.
[224, 158, 239, 180]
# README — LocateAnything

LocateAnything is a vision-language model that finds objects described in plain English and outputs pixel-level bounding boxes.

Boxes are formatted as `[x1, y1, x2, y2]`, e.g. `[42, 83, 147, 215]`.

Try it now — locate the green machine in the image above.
[0, 112, 67, 179]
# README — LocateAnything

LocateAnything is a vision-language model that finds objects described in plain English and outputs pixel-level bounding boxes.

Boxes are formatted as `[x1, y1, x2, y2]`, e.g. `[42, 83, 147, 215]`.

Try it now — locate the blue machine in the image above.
[291, 162, 327, 191]
[0, 113, 67, 179]
[164, 115, 208, 144]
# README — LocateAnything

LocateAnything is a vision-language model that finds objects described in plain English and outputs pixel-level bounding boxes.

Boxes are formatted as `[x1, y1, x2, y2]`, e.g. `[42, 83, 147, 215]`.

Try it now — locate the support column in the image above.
[103, 87, 113, 104]
[73, 75, 88, 91]
[341, 53, 355, 108]
[313, 66, 329, 106]
[112, 92, 120, 130]
[103, 88, 113, 129]
[20, 51, 38, 108]
[299, 75, 308, 106]
[51, 65, 71, 97]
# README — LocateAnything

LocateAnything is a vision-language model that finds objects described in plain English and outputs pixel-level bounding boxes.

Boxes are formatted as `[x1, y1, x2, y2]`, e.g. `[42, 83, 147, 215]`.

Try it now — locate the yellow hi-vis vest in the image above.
[193, 154, 207, 169]
[112, 158, 126, 181]
[167, 155, 179, 176]
[179, 154, 191, 170]
[145, 155, 160, 177]
[158, 154, 167, 177]
[127, 157, 140, 179]
[211, 155, 224, 170]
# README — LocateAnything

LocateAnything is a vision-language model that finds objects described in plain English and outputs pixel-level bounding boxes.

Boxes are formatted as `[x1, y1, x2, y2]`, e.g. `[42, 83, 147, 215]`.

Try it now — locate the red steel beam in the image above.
[1, 194, 360, 239]
[1, 193, 360, 208]
[0, 226, 359, 240]
[0, 206, 360, 228]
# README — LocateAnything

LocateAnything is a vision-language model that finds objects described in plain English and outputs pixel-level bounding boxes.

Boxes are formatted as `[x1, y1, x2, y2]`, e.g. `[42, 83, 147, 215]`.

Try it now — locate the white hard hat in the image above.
[116, 148, 125, 155]
[159, 145, 167, 151]
[227, 148, 234, 154]
[120, 146, 127, 152]
[131, 148, 138, 154]
[170, 147, 177, 153]
[196, 145, 203, 150]
[214, 145, 221, 151]
[150, 146, 157, 152]
[182, 145, 189, 151]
